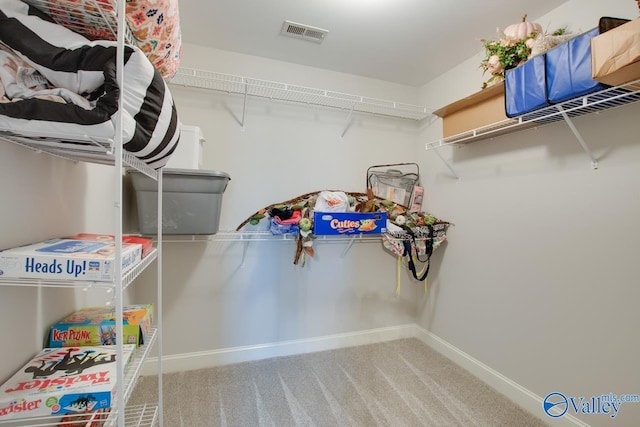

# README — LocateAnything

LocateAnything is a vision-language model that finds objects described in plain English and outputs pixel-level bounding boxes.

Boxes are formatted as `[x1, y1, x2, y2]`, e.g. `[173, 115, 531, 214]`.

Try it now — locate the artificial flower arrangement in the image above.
[480, 14, 568, 89]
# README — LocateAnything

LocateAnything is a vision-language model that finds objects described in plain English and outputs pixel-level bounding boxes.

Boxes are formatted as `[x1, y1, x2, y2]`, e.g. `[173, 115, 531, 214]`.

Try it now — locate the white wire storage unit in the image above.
[0, 0, 164, 426]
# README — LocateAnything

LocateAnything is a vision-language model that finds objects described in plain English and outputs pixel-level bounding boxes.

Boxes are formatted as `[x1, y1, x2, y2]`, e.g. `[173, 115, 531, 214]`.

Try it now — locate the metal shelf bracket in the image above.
[241, 80, 248, 130]
[432, 145, 460, 179]
[341, 235, 358, 258]
[557, 105, 598, 169]
[241, 240, 250, 267]
[341, 104, 356, 138]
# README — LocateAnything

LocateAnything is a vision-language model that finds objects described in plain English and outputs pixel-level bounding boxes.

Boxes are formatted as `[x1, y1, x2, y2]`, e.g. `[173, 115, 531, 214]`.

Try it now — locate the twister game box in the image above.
[0, 345, 135, 422]
[313, 212, 387, 235]
[48, 305, 153, 348]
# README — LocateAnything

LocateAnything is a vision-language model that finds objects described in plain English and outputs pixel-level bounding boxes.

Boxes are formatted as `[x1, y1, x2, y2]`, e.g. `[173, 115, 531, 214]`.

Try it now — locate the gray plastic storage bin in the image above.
[130, 168, 230, 235]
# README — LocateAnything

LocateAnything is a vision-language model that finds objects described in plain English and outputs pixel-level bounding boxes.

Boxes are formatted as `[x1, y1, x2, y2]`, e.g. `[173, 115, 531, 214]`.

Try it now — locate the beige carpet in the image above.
[129, 338, 548, 426]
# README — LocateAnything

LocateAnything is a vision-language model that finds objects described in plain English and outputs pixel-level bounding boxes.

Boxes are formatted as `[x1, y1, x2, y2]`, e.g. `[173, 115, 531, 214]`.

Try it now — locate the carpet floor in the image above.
[129, 338, 548, 426]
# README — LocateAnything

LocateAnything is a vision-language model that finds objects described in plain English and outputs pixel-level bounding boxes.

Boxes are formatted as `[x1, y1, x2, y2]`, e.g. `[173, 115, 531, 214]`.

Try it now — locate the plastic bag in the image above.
[314, 191, 349, 212]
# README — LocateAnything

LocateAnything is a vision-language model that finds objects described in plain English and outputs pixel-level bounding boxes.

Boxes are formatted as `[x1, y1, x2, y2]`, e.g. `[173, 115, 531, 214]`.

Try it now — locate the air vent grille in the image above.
[281, 20, 328, 43]
[286, 24, 306, 36]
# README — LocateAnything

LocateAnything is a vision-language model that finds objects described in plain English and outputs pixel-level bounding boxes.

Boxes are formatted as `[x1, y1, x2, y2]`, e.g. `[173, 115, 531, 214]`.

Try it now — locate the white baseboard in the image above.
[142, 323, 587, 427]
[412, 326, 589, 427]
[141, 323, 416, 376]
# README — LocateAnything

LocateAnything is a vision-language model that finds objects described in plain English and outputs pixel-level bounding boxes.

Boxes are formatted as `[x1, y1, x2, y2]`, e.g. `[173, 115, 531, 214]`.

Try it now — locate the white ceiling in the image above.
[177, 0, 570, 87]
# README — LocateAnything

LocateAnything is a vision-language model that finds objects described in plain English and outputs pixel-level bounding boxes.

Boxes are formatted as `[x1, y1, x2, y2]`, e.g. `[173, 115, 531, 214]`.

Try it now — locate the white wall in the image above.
[417, 1, 640, 426]
[131, 45, 426, 355]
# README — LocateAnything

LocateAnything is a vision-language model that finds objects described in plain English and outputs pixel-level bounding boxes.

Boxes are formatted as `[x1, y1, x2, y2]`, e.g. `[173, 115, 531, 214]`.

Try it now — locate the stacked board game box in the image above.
[64, 234, 154, 259]
[48, 304, 154, 348]
[0, 345, 135, 422]
[0, 237, 143, 282]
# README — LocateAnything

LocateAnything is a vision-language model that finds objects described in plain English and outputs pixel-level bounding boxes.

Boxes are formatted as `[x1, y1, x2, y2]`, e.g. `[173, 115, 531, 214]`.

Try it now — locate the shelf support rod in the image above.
[341, 104, 356, 138]
[432, 145, 460, 179]
[114, 0, 126, 424]
[341, 235, 358, 258]
[557, 105, 598, 169]
[155, 167, 164, 427]
[240, 240, 250, 267]
[241, 81, 248, 130]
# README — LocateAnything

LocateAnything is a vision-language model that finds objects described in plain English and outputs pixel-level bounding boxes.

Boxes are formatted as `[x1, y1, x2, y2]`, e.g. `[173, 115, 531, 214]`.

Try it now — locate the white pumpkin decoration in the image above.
[504, 14, 543, 41]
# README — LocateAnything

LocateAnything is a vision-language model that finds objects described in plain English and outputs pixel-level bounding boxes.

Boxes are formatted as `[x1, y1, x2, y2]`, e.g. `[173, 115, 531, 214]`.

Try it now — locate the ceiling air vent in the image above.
[280, 20, 328, 44]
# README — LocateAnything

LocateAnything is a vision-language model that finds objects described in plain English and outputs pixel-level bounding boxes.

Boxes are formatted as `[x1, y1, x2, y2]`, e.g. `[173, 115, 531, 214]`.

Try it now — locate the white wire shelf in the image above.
[0, 249, 157, 290]
[0, 328, 158, 427]
[159, 230, 444, 243]
[158, 230, 384, 243]
[0, 132, 159, 179]
[0, 404, 158, 427]
[159, 230, 446, 262]
[168, 67, 431, 121]
[217, 230, 384, 243]
[425, 79, 640, 150]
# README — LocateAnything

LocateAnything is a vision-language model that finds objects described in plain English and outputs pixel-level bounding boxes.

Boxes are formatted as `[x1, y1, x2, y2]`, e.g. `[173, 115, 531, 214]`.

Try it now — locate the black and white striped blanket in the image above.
[0, 0, 180, 169]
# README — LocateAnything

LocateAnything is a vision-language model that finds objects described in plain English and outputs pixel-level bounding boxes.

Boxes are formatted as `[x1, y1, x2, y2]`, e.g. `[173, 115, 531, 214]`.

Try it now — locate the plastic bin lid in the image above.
[161, 168, 230, 179]
[131, 168, 230, 179]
